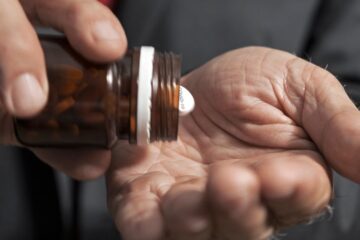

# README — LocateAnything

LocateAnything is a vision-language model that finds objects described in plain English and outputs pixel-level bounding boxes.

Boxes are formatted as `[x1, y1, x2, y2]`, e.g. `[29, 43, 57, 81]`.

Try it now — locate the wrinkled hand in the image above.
[0, 0, 127, 179]
[107, 47, 360, 240]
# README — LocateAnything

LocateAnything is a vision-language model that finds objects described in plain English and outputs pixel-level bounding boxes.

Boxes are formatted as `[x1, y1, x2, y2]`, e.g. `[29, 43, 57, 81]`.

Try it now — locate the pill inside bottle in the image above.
[14, 35, 194, 148]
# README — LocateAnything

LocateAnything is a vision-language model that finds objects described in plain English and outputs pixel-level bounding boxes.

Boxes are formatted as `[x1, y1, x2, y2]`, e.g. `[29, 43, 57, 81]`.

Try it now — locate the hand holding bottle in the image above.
[0, 0, 127, 179]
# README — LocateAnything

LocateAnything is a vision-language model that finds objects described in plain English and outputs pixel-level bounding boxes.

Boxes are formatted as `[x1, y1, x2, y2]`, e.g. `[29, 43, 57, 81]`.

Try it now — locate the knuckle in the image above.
[0, 40, 43, 89]
[210, 169, 258, 203]
[65, 2, 86, 23]
[64, 1, 96, 25]
[264, 155, 332, 228]
[261, 154, 331, 206]
[0, 36, 30, 59]
[209, 166, 260, 216]
[65, 1, 108, 26]
[0, 31, 42, 66]
[297, 170, 332, 212]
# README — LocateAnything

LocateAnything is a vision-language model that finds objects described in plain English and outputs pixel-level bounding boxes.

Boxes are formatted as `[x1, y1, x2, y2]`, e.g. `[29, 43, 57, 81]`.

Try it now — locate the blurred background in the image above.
[2, 0, 360, 239]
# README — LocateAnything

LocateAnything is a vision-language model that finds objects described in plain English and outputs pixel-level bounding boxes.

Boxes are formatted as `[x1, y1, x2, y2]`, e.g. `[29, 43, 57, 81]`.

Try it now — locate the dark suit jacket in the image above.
[1, 0, 360, 239]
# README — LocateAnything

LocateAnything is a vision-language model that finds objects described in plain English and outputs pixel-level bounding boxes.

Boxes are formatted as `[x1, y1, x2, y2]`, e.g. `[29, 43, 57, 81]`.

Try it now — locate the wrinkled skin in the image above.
[2, 1, 360, 239]
[107, 47, 358, 240]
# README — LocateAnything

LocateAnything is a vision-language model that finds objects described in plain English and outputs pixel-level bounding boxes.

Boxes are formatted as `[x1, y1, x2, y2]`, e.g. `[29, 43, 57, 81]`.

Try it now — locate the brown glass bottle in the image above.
[14, 36, 181, 148]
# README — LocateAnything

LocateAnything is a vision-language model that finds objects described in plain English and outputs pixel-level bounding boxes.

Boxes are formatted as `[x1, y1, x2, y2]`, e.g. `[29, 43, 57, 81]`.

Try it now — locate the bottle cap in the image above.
[137, 47, 194, 145]
[137, 46, 154, 145]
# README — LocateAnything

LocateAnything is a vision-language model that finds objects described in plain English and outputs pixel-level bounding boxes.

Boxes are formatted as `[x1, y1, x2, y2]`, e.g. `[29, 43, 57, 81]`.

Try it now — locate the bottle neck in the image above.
[150, 51, 181, 142]
[112, 47, 181, 144]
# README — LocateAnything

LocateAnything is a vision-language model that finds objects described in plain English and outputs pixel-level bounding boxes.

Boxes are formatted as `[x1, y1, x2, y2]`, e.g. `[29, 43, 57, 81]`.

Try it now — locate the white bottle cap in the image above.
[137, 46, 154, 145]
[179, 86, 195, 116]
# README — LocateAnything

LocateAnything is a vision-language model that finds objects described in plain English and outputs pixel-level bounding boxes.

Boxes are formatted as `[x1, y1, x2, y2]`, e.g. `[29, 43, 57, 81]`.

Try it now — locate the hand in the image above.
[107, 47, 360, 240]
[0, 0, 127, 179]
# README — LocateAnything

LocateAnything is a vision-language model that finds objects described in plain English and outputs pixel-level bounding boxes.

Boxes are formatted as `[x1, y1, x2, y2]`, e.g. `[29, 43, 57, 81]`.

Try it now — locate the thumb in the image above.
[290, 58, 360, 183]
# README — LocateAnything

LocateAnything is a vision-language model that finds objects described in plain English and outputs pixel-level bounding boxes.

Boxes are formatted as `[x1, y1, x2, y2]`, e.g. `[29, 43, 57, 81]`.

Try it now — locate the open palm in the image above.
[106, 47, 359, 240]
[1, 2, 356, 239]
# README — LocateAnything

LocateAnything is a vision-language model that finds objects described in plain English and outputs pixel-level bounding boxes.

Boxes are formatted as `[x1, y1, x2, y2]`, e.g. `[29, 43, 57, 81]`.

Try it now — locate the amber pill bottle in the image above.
[14, 36, 181, 148]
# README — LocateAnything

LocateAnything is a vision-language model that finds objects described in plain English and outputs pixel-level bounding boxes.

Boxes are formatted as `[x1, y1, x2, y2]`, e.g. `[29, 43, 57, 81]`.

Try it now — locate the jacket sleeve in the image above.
[305, 0, 360, 104]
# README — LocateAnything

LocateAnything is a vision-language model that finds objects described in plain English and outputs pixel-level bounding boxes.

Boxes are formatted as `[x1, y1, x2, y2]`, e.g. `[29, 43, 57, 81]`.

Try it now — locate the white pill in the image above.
[179, 86, 195, 116]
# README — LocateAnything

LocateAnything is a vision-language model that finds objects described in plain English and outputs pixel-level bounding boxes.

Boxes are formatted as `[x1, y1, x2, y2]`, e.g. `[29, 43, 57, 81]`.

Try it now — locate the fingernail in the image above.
[92, 20, 122, 41]
[7, 73, 46, 117]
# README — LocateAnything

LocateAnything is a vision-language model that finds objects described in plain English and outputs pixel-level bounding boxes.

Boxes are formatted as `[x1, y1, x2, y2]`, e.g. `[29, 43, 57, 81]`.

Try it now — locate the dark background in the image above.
[1, 0, 360, 239]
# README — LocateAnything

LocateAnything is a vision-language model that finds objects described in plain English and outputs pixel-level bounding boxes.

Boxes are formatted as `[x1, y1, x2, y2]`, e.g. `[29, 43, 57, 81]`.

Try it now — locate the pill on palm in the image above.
[179, 86, 195, 116]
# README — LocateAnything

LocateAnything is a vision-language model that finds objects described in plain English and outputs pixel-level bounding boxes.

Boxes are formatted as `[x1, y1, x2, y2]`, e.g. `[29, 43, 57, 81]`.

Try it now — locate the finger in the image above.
[31, 0, 127, 62]
[113, 193, 164, 240]
[251, 151, 332, 229]
[207, 164, 273, 240]
[161, 177, 212, 240]
[107, 172, 175, 240]
[33, 148, 111, 180]
[0, 118, 111, 179]
[285, 56, 360, 182]
[0, 0, 47, 117]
